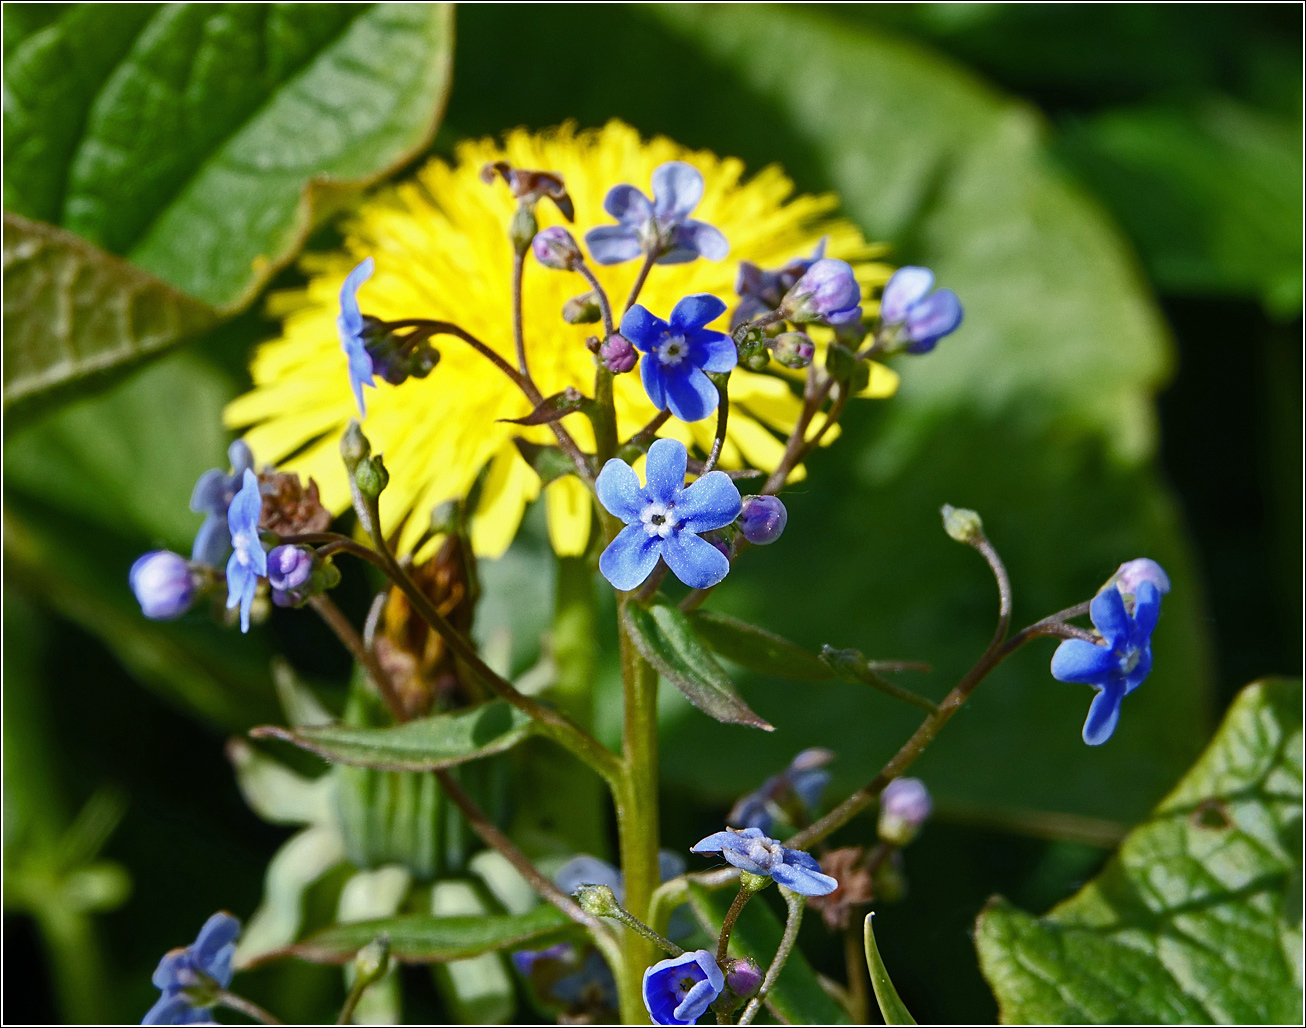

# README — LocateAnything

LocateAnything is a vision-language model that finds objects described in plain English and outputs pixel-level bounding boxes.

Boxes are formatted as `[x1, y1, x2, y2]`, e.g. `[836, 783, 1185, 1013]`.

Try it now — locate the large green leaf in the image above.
[975, 679, 1303, 1024]
[686, 881, 851, 1025]
[252, 701, 535, 772]
[623, 601, 772, 730]
[3, 212, 217, 420]
[3, 2, 454, 412]
[264, 903, 574, 965]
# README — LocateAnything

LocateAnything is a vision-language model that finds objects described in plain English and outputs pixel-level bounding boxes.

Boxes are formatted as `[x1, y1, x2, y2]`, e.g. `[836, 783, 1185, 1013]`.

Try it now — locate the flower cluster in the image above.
[729, 748, 833, 833]
[143, 912, 240, 1025]
[692, 827, 837, 897]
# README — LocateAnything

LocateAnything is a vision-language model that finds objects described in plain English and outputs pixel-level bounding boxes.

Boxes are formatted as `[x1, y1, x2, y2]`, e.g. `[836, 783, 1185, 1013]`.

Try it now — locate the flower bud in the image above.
[723, 957, 763, 1000]
[1112, 558, 1171, 599]
[599, 333, 637, 374]
[266, 545, 327, 607]
[735, 330, 770, 371]
[354, 455, 390, 500]
[574, 883, 623, 919]
[353, 933, 391, 990]
[532, 226, 582, 270]
[769, 331, 814, 369]
[738, 495, 787, 545]
[878, 777, 932, 846]
[341, 421, 371, 469]
[940, 504, 983, 545]
[781, 258, 862, 326]
[510, 204, 539, 256]
[129, 551, 196, 620]
[563, 290, 603, 324]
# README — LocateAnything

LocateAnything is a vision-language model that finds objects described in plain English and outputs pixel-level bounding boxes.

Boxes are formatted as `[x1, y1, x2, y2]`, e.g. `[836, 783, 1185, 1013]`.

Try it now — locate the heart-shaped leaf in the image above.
[252, 701, 535, 772]
[623, 602, 772, 730]
[975, 678, 1303, 1024]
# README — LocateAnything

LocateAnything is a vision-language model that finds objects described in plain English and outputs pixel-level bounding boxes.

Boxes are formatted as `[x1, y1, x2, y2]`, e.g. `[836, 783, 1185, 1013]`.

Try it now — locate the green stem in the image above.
[736, 889, 806, 1026]
[616, 610, 661, 1024]
[649, 868, 739, 940]
[216, 989, 282, 1025]
[716, 877, 762, 962]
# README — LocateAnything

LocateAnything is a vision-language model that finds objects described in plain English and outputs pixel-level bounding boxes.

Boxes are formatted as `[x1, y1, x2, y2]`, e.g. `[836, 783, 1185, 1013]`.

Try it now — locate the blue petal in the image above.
[730, 793, 773, 832]
[596, 458, 645, 523]
[644, 437, 688, 503]
[782, 849, 823, 873]
[193, 913, 241, 981]
[641, 354, 669, 411]
[652, 161, 704, 221]
[661, 530, 731, 589]
[1050, 638, 1115, 685]
[621, 304, 669, 351]
[905, 288, 963, 345]
[189, 468, 227, 515]
[659, 220, 729, 263]
[141, 991, 198, 1025]
[719, 847, 770, 876]
[790, 768, 830, 811]
[343, 338, 375, 418]
[338, 257, 374, 335]
[238, 573, 257, 634]
[226, 554, 252, 613]
[585, 224, 643, 266]
[598, 524, 662, 591]
[228, 439, 254, 476]
[554, 855, 623, 899]
[664, 367, 719, 423]
[691, 827, 763, 853]
[659, 850, 687, 882]
[152, 950, 191, 992]
[1082, 684, 1125, 745]
[669, 293, 727, 332]
[1132, 581, 1161, 638]
[676, 471, 742, 534]
[674, 979, 718, 1023]
[770, 861, 838, 896]
[1089, 585, 1131, 649]
[686, 329, 736, 373]
[604, 184, 654, 226]
[229, 469, 263, 539]
[880, 266, 933, 325]
[825, 304, 864, 326]
[1124, 644, 1152, 694]
[191, 514, 230, 567]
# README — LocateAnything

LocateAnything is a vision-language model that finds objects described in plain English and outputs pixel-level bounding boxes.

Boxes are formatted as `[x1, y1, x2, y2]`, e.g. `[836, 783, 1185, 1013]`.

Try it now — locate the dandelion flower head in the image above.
[226, 121, 896, 559]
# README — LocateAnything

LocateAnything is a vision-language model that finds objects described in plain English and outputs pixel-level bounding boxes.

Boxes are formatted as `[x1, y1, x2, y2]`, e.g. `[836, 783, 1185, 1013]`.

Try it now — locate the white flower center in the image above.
[656, 334, 689, 367]
[744, 837, 785, 869]
[1119, 646, 1142, 674]
[640, 501, 678, 539]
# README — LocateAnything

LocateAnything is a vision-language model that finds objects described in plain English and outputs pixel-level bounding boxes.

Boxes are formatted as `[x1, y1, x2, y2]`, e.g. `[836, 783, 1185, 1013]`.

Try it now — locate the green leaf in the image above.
[3, 212, 217, 420]
[264, 904, 574, 966]
[251, 701, 536, 772]
[687, 610, 834, 681]
[975, 679, 1303, 1024]
[863, 913, 917, 1025]
[685, 881, 850, 1024]
[513, 437, 585, 486]
[623, 602, 772, 730]
[499, 387, 595, 427]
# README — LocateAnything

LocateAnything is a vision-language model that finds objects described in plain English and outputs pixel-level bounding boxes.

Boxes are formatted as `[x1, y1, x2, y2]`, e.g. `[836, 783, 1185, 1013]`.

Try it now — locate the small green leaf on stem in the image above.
[863, 914, 917, 1025]
[499, 386, 595, 426]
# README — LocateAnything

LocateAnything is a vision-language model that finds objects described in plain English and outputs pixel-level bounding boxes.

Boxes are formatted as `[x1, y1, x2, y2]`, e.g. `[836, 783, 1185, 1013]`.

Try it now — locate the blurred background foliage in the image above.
[3, 3, 1300, 1023]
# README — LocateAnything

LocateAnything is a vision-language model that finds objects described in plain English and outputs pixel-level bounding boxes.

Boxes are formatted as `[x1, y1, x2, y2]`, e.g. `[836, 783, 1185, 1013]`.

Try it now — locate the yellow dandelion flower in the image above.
[225, 121, 897, 560]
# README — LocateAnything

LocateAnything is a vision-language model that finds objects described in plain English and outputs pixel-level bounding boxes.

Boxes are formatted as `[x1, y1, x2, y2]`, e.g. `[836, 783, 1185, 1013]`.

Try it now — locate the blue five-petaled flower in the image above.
[879, 266, 963, 353]
[1051, 579, 1162, 745]
[691, 827, 838, 896]
[622, 294, 737, 423]
[597, 438, 742, 591]
[143, 911, 240, 1025]
[643, 949, 725, 1027]
[585, 161, 728, 266]
[225, 468, 267, 633]
[339, 257, 377, 416]
[189, 439, 255, 568]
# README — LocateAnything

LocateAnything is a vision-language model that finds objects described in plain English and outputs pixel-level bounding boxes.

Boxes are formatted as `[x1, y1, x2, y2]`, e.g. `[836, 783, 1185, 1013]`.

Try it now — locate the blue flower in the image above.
[130, 551, 196, 621]
[585, 161, 728, 266]
[731, 238, 827, 330]
[142, 911, 240, 1025]
[879, 266, 963, 353]
[338, 257, 377, 416]
[225, 469, 267, 633]
[597, 438, 742, 590]
[643, 949, 725, 1026]
[1051, 580, 1163, 745]
[780, 258, 863, 326]
[691, 827, 837, 896]
[189, 440, 255, 568]
[729, 748, 832, 834]
[621, 295, 737, 423]
[554, 851, 687, 903]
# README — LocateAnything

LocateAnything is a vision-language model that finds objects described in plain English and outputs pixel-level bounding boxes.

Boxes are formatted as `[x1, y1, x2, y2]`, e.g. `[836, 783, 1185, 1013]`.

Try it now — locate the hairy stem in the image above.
[624, 250, 658, 313]
[576, 260, 617, 338]
[216, 989, 281, 1025]
[701, 383, 730, 475]
[737, 890, 806, 1026]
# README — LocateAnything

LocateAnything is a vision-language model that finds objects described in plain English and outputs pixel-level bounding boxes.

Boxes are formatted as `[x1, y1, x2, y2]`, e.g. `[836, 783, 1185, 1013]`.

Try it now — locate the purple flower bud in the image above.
[599, 333, 638, 374]
[769, 331, 814, 369]
[724, 957, 763, 1000]
[781, 258, 862, 326]
[267, 545, 316, 592]
[737, 495, 787, 545]
[532, 226, 582, 270]
[1113, 558, 1171, 599]
[130, 551, 196, 620]
[878, 777, 932, 845]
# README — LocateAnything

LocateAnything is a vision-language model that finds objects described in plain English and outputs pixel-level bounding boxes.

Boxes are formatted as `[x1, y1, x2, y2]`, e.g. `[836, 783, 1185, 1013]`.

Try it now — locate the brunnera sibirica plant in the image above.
[130, 123, 1170, 1026]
